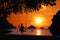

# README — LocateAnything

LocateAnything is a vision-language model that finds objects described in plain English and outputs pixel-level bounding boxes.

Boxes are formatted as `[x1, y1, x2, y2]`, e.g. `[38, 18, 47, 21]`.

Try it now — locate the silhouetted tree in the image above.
[28, 25, 36, 32]
[40, 27, 44, 29]
[24, 0, 56, 11]
[49, 10, 60, 36]
[28, 25, 36, 29]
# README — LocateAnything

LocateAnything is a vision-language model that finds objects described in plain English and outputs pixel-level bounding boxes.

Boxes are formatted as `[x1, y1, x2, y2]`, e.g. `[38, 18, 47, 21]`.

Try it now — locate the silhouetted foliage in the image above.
[49, 10, 60, 36]
[0, 19, 16, 29]
[40, 27, 44, 29]
[0, 18, 16, 34]
[28, 25, 36, 29]
[27, 25, 36, 32]
[24, 0, 56, 11]
[0, 0, 56, 15]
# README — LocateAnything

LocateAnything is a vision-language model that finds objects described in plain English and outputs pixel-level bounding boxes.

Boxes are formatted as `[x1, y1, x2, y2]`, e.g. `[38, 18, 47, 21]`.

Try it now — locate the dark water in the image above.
[8, 28, 52, 36]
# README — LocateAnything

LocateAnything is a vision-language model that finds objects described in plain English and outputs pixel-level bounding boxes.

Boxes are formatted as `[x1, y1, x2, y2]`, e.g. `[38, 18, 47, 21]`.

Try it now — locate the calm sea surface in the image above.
[8, 28, 52, 36]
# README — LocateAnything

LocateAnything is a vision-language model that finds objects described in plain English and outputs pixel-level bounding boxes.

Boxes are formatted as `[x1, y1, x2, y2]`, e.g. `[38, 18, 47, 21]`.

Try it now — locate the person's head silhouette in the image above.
[21, 24, 23, 26]
[21, 24, 24, 27]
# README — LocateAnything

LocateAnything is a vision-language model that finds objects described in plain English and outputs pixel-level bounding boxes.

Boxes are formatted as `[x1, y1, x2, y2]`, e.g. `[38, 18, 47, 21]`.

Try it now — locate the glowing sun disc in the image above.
[35, 18, 43, 24]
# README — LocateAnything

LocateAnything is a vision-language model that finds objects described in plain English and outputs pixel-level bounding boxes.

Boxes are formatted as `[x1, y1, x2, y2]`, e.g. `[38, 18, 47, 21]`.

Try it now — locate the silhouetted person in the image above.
[19, 24, 25, 34]
[49, 10, 60, 36]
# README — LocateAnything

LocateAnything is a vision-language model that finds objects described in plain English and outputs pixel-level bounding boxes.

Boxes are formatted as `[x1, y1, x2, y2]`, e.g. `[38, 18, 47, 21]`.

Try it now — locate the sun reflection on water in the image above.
[36, 30, 41, 35]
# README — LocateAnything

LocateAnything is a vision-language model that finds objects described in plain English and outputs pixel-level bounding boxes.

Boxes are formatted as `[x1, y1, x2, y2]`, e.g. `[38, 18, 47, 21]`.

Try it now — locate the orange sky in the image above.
[7, 0, 60, 28]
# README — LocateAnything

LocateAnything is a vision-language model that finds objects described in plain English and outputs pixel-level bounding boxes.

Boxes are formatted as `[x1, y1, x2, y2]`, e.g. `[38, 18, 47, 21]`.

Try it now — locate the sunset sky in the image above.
[7, 0, 60, 28]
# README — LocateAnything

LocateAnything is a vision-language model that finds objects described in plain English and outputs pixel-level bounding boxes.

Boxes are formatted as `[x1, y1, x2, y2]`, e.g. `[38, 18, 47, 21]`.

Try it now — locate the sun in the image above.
[34, 17, 44, 29]
[35, 18, 43, 24]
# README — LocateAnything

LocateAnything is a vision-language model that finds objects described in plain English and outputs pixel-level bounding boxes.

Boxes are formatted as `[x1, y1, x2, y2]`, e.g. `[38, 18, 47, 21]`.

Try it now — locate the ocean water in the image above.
[8, 28, 52, 36]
